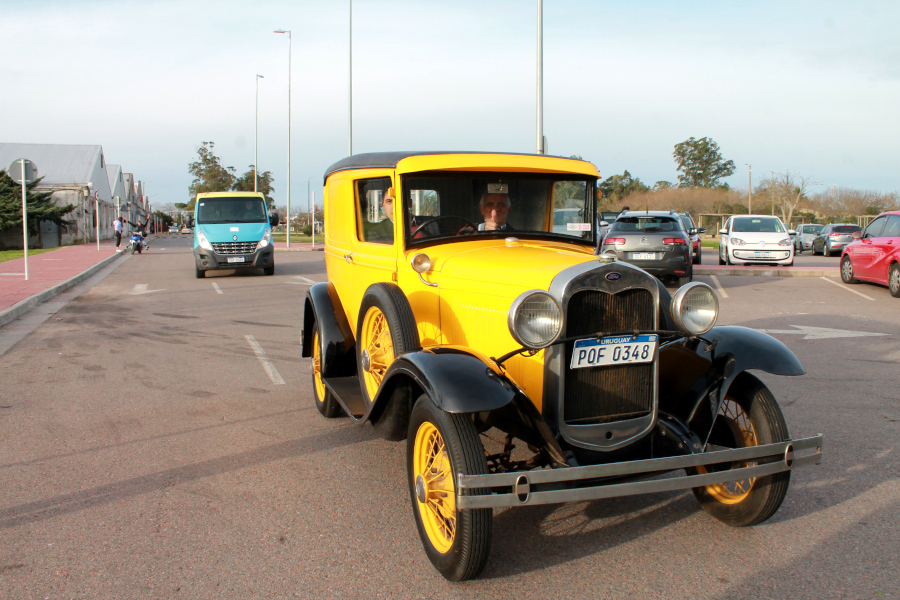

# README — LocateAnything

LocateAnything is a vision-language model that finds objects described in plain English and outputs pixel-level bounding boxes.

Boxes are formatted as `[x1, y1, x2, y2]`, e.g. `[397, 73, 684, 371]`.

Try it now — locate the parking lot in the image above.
[0, 238, 897, 599]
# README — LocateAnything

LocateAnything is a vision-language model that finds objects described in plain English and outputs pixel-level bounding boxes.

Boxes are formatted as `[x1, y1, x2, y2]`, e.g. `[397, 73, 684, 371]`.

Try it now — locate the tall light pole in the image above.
[745, 164, 752, 213]
[307, 176, 313, 235]
[536, 0, 544, 154]
[348, 0, 353, 156]
[255, 74, 264, 193]
[274, 29, 292, 247]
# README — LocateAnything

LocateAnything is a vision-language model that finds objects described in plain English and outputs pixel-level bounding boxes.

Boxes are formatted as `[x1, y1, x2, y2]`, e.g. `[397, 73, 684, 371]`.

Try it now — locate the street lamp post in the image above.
[348, 0, 353, 156]
[307, 176, 313, 243]
[274, 29, 292, 248]
[255, 74, 264, 193]
[536, 0, 544, 154]
[746, 164, 752, 213]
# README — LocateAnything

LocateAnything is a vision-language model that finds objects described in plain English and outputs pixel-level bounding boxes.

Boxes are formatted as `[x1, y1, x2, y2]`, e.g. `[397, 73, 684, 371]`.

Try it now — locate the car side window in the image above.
[357, 177, 394, 244]
[863, 216, 887, 239]
[881, 215, 900, 238]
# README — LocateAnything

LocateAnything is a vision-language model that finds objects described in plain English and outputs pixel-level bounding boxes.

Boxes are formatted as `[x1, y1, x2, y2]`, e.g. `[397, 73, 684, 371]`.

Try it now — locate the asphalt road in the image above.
[0, 236, 897, 599]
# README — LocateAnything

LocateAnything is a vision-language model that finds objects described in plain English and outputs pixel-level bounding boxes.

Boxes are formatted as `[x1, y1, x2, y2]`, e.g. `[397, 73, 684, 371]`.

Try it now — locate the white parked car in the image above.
[718, 215, 795, 266]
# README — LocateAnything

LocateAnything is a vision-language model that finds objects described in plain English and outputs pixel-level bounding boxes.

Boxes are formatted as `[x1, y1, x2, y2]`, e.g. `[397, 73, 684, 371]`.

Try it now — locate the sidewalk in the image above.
[0, 241, 127, 326]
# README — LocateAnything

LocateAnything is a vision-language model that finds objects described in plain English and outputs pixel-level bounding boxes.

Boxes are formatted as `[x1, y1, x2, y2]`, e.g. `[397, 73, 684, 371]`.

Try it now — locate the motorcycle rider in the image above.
[124, 218, 149, 251]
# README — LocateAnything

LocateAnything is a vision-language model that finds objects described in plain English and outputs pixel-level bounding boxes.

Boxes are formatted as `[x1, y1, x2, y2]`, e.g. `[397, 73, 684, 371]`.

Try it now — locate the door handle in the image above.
[343, 252, 353, 264]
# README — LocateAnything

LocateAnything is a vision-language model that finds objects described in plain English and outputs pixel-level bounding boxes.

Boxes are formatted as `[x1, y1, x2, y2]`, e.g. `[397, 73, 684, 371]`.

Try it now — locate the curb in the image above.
[0, 251, 125, 327]
[694, 267, 840, 278]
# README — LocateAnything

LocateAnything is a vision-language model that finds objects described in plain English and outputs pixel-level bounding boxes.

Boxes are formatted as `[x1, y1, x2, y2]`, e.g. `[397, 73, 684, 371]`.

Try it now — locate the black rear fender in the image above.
[301, 283, 356, 378]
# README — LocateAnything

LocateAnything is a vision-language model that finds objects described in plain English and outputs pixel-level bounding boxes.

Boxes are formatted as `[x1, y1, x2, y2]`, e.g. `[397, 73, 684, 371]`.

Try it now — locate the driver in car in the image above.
[368, 187, 394, 243]
[477, 192, 515, 231]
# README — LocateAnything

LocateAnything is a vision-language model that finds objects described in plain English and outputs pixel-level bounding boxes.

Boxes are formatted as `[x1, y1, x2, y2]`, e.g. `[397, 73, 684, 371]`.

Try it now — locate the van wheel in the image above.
[356, 283, 421, 404]
[408, 396, 491, 581]
[312, 323, 342, 418]
[264, 265, 275, 276]
[691, 373, 791, 527]
[195, 267, 205, 279]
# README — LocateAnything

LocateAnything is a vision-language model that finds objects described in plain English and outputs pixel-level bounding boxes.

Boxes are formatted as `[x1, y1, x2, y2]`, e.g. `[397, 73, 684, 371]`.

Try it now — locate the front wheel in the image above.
[195, 267, 205, 279]
[841, 255, 858, 284]
[407, 396, 491, 581]
[263, 265, 275, 276]
[889, 263, 900, 298]
[691, 372, 791, 527]
[718, 246, 726, 265]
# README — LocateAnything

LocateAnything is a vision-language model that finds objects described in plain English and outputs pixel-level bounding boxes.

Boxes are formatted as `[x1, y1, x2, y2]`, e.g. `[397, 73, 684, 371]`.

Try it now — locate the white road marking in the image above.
[820, 276, 876, 301]
[291, 275, 316, 284]
[1, 273, 23, 276]
[211, 282, 223, 295]
[41, 258, 62, 261]
[129, 284, 165, 295]
[245, 335, 286, 385]
[756, 325, 887, 340]
[708, 275, 728, 299]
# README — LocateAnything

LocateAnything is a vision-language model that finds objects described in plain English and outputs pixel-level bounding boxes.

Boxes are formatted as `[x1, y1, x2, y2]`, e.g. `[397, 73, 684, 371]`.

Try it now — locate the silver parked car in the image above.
[813, 223, 861, 257]
[599, 210, 693, 286]
[792, 223, 823, 254]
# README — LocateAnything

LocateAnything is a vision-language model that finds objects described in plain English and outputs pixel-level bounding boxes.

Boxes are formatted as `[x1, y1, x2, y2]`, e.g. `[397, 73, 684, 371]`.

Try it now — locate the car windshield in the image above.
[402, 172, 594, 246]
[802, 225, 823, 234]
[197, 197, 268, 224]
[610, 216, 681, 233]
[732, 217, 785, 233]
[833, 225, 862, 233]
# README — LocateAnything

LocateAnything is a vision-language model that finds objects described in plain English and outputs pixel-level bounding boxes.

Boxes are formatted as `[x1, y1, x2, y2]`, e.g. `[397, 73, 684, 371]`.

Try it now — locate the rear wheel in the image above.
[693, 246, 701, 265]
[311, 324, 342, 418]
[408, 396, 491, 581]
[691, 372, 791, 527]
[841, 255, 858, 284]
[356, 284, 421, 404]
[823, 244, 831, 257]
[889, 263, 900, 298]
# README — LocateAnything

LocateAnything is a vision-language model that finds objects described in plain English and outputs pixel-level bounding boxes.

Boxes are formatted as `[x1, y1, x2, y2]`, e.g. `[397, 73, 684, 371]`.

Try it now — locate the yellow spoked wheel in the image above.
[407, 396, 491, 582]
[310, 322, 341, 418]
[413, 421, 456, 553]
[696, 397, 758, 504]
[359, 306, 394, 401]
[692, 373, 791, 527]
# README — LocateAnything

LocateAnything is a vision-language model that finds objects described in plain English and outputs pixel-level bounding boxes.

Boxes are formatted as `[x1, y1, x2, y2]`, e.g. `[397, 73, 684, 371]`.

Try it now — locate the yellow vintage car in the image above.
[300, 151, 823, 581]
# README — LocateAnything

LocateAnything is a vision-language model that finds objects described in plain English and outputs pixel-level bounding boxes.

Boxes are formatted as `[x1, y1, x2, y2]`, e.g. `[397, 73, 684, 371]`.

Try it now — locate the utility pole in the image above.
[536, 0, 544, 154]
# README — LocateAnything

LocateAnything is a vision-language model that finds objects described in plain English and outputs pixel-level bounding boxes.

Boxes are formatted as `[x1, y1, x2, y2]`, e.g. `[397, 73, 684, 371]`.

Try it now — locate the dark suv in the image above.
[600, 210, 693, 286]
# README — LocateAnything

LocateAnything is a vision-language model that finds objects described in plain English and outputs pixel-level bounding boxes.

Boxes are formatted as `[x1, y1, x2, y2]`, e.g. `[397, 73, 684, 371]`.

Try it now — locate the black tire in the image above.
[718, 246, 726, 265]
[677, 274, 692, 287]
[691, 372, 791, 527]
[131, 243, 137, 255]
[195, 267, 205, 279]
[356, 283, 421, 404]
[407, 395, 491, 581]
[841, 255, 858, 284]
[693, 246, 701, 265]
[311, 321, 343, 418]
[889, 263, 900, 298]
[823, 243, 831, 257]
[264, 265, 275, 276]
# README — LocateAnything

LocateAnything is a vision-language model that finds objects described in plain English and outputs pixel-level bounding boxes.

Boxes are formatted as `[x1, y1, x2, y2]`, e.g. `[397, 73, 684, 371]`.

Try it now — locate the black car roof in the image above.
[322, 151, 591, 182]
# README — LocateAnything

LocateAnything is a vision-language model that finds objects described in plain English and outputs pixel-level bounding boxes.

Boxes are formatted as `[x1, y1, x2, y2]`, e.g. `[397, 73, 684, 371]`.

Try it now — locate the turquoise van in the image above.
[192, 192, 280, 278]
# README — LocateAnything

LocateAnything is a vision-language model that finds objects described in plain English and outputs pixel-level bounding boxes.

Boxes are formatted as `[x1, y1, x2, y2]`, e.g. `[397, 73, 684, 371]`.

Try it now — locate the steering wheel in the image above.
[412, 216, 478, 239]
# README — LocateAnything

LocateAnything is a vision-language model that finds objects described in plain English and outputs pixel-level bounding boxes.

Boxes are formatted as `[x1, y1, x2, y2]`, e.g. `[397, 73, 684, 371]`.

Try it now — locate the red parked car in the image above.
[841, 211, 900, 297]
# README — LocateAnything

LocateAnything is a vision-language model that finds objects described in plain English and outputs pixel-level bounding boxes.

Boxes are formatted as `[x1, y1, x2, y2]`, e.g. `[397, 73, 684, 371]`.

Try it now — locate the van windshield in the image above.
[197, 197, 268, 224]
[402, 172, 594, 246]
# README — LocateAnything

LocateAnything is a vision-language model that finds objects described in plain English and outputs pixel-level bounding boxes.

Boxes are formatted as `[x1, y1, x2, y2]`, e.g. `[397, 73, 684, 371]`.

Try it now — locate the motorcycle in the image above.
[127, 230, 148, 254]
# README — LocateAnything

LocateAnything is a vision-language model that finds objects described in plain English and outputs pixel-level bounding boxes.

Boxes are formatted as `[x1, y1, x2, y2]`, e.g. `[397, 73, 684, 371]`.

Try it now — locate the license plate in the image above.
[632, 252, 656, 260]
[570, 335, 658, 369]
[753, 252, 774, 258]
[227, 256, 246, 263]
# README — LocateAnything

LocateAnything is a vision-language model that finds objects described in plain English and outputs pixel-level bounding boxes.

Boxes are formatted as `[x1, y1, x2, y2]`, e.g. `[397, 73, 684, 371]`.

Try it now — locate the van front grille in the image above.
[212, 241, 257, 255]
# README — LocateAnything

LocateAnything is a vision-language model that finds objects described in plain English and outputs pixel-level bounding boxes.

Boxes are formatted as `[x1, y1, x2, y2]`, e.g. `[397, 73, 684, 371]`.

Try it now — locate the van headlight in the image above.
[197, 229, 212, 250]
[508, 291, 563, 349]
[670, 282, 719, 336]
[256, 228, 272, 251]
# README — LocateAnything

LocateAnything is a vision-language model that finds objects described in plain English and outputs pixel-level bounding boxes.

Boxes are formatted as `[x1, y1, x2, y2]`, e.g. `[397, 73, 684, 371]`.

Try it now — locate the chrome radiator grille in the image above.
[212, 241, 257, 255]
[563, 288, 655, 425]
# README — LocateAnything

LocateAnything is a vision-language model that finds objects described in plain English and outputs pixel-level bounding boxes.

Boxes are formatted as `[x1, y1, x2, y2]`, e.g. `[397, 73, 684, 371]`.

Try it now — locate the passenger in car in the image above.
[477, 192, 515, 231]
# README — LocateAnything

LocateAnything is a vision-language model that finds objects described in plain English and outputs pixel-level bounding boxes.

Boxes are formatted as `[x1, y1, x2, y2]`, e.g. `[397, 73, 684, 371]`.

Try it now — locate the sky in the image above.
[3, 0, 899, 211]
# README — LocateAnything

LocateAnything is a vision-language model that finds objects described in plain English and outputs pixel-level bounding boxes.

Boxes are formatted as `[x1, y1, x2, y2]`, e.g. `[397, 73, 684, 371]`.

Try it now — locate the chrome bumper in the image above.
[457, 435, 823, 509]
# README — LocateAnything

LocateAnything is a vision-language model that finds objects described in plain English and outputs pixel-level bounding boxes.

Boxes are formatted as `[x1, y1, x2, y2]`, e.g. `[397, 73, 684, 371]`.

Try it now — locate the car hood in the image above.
[434, 241, 596, 297]
[198, 222, 268, 242]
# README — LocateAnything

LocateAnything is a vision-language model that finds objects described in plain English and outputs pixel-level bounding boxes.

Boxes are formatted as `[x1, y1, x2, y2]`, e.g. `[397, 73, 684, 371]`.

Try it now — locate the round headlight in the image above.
[670, 282, 719, 336]
[508, 291, 563, 349]
[411, 253, 432, 273]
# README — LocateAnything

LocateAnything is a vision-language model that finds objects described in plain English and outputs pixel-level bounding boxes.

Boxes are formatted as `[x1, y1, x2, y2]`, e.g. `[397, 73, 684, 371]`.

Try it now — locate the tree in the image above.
[758, 171, 814, 227]
[598, 170, 650, 204]
[653, 181, 674, 191]
[0, 171, 75, 245]
[188, 141, 236, 209]
[673, 137, 735, 189]
[232, 166, 275, 208]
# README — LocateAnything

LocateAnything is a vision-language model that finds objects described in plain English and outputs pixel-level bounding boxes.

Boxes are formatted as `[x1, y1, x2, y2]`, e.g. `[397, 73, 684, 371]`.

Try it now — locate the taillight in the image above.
[829, 233, 840, 237]
[664, 238, 687, 245]
[604, 238, 626, 245]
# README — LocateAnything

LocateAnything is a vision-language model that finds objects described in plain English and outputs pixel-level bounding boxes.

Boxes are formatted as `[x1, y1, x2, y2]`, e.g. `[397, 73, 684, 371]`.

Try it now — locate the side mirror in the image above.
[852, 231, 862, 239]
[788, 229, 796, 236]
[269, 211, 280, 228]
[697, 227, 706, 234]
[718, 228, 728, 235]
[599, 220, 609, 227]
